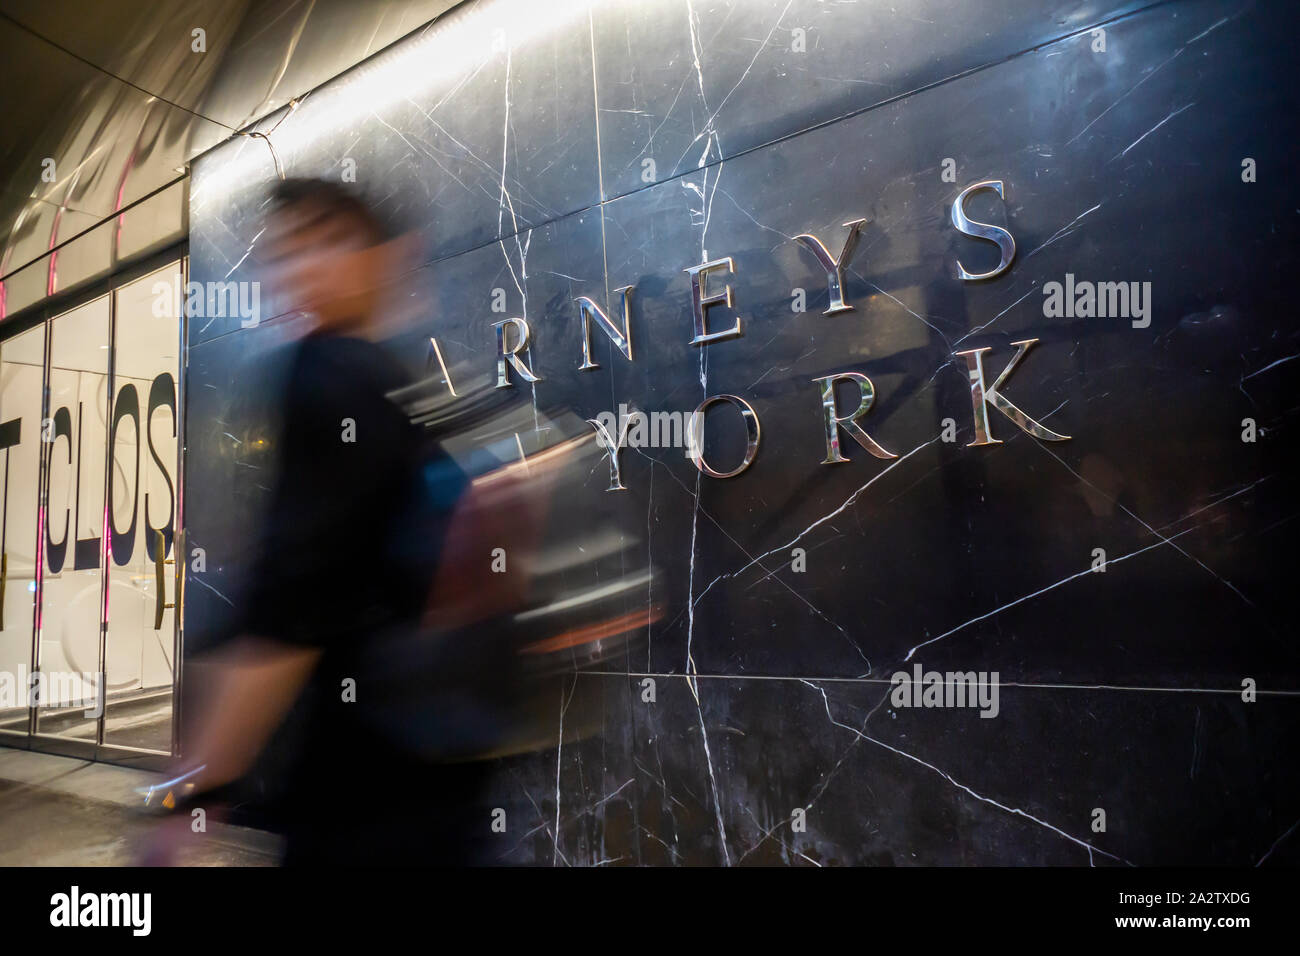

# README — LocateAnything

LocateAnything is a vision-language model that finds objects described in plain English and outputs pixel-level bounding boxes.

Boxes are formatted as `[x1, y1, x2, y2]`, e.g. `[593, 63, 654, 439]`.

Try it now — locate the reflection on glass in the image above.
[104, 265, 180, 752]
[0, 325, 44, 738]
[36, 296, 109, 741]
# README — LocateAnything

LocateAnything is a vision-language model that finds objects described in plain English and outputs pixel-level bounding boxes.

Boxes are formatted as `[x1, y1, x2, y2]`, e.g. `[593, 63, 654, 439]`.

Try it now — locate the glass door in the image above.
[103, 264, 181, 752]
[0, 256, 185, 759]
[0, 324, 45, 740]
[35, 295, 111, 743]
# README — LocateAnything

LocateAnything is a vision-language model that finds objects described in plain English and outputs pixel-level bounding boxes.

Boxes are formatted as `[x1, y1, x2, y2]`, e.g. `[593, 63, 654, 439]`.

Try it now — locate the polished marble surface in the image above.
[185, 0, 1300, 864]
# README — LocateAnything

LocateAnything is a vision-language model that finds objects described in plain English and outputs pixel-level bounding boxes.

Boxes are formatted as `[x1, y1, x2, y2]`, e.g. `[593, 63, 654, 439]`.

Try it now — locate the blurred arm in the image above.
[184, 636, 322, 792]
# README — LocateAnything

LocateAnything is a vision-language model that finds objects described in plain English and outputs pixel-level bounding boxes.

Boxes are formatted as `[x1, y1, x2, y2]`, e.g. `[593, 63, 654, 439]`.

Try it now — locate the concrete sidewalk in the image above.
[0, 748, 281, 866]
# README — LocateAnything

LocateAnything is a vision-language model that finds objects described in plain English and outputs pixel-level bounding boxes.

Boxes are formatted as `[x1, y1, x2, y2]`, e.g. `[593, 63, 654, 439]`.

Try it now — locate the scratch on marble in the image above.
[189, 576, 235, 607]
[806, 681, 1130, 865]
[1154, 476, 1272, 535]
[864, 280, 951, 348]
[222, 227, 265, 280]
[723, 439, 937, 584]
[1113, 102, 1197, 162]
[954, 283, 1041, 345]
[1024, 203, 1102, 259]
[552, 675, 576, 866]
[1242, 352, 1299, 382]
[1187, 15, 1231, 45]
[1066, 50, 1183, 146]
[637, 825, 684, 862]
[738, 805, 822, 865]
[635, 446, 866, 665]
[1036, 441, 1259, 611]
[1257, 817, 1300, 866]
[735, 682, 894, 863]
[683, 455, 730, 863]
[507, 787, 571, 866]
[905, 526, 1199, 661]
[674, 0, 796, 173]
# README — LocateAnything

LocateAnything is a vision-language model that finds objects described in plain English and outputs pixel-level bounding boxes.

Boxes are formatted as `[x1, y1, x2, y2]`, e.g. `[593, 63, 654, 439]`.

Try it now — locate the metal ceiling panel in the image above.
[0, 0, 462, 321]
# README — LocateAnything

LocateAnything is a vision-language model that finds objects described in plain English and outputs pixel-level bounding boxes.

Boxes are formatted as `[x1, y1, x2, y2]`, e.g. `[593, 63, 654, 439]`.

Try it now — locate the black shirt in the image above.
[242, 330, 427, 651]
[238, 330, 488, 864]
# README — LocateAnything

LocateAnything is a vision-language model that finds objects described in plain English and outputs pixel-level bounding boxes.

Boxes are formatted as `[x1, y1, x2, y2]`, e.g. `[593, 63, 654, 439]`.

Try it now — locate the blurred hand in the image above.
[134, 805, 225, 867]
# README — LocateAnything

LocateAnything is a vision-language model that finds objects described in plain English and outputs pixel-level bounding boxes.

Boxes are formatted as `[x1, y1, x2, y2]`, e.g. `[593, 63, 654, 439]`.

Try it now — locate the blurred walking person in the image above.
[146, 178, 485, 865]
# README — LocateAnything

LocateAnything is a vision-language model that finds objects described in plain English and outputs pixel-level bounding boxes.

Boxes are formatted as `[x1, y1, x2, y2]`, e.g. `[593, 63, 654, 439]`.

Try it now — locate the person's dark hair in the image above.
[268, 177, 393, 247]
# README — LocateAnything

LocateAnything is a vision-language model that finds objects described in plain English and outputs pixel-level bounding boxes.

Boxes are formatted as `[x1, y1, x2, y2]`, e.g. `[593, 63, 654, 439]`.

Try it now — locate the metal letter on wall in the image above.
[577, 287, 634, 370]
[686, 394, 761, 478]
[793, 218, 868, 314]
[811, 371, 897, 463]
[584, 415, 632, 491]
[953, 338, 1070, 446]
[492, 317, 542, 388]
[951, 180, 1016, 281]
[684, 258, 744, 345]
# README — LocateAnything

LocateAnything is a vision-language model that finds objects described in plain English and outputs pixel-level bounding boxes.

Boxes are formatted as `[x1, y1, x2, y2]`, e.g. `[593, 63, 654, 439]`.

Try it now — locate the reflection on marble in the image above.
[182, 313, 312, 655]
[589, 0, 1152, 199]
[188, 0, 601, 345]
[186, 0, 1300, 864]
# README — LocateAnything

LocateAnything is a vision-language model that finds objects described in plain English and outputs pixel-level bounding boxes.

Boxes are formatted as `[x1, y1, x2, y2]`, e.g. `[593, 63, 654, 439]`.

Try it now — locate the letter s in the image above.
[951, 180, 1016, 281]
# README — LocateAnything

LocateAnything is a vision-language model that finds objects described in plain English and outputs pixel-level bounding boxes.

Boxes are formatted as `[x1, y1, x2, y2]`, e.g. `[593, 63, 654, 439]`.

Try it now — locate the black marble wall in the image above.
[186, 0, 1300, 865]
